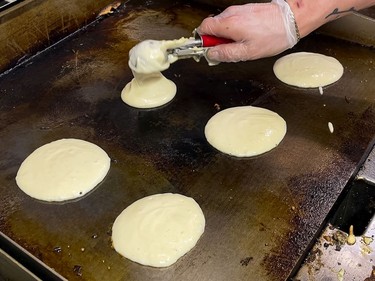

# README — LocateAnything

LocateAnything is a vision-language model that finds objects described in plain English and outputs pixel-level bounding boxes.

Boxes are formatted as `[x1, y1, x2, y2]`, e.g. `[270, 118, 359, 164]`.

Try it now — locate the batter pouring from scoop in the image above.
[121, 34, 232, 109]
[121, 38, 192, 109]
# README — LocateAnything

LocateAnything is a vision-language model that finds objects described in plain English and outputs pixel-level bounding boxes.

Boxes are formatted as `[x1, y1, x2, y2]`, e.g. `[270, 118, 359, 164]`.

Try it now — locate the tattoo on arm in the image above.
[325, 7, 356, 19]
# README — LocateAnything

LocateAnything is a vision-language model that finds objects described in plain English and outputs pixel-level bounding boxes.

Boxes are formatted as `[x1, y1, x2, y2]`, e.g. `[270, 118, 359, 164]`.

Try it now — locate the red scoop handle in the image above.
[200, 35, 234, 47]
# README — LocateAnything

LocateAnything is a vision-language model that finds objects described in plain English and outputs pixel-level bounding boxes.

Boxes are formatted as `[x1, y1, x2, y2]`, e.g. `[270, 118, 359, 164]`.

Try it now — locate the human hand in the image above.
[197, 0, 299, 63]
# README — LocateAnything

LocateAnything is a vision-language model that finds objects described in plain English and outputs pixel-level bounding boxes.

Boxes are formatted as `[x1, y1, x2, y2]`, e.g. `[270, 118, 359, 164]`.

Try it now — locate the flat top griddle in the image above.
[1, 1, 375, 280]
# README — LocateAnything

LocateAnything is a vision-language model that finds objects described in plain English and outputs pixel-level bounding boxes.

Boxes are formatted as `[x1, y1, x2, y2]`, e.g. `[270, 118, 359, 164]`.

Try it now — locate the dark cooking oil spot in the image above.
[106, 227, 112, 236]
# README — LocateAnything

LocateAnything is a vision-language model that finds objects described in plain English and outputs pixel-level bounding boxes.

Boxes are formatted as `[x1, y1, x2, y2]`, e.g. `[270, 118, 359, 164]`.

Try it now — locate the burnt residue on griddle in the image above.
[88, 63, 272, 186]
[262, 155, 353, 279]
[336, 106, 375, 163]
[240, 256, 253, 266]
[90, 96, 214, 186]
[262, 214, 318, 280]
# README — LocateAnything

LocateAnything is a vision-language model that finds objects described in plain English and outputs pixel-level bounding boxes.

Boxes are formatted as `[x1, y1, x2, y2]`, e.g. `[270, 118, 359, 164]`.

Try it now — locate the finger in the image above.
[197, 15, 240, 41]
[215, 5, 244, 18]
[197, 5, 245, 36]
[206, 43, 252, 63]
[197, 16, 220, 37]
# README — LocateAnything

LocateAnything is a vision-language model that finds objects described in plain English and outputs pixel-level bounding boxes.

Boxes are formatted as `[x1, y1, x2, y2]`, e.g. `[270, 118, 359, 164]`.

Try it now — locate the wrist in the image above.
[286, 0, 375, 38]
[286, 0, 330, 38]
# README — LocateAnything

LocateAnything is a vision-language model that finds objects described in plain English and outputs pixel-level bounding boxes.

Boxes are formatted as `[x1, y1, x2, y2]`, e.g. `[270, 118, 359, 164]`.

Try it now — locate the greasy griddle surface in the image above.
[1, 1, 375, 280]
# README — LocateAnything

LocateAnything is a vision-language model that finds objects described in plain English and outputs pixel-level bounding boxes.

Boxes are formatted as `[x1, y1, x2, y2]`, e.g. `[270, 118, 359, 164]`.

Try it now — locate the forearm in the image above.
[287, 0, 375, 37]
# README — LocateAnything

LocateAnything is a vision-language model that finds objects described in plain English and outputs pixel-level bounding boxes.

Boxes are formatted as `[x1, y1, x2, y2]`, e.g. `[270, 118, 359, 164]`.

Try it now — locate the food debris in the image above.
[97, 1, 121, 17]
[364, 266, 375, 281]
[361, 243, 373, 255]
[323, 234, 334, 248]
[214, 103, 221, 111]
[328, 122, 334, 133]
[73, 265, 83, 277]
[53, 246, 62, 253]
[305, 248, 323, 264]
[347, 225, 356, 245]
[332, 230, 347, 251]
[240, 256, 253, 266]
[337, 268, 345, 281]
[319, 86, 323, 95]
[362, 236, 374, 245]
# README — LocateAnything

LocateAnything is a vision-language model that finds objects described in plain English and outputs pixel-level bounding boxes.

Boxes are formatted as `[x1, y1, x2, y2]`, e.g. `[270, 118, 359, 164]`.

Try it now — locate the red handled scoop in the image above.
[167, 34, 233, 59]
[199, 34, 234, 47]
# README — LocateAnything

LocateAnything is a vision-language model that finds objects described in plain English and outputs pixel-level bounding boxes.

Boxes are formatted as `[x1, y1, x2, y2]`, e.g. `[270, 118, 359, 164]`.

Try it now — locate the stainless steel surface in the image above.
[318, 11, 375, 47]
[293, 220, 375, 281]
[294, 145, 375, 280]
[0, 0, 117, 73]
[0, 248, 41, 281]
[167, 37, 207, 61]
[357, 147, 375, 185]
[1, 1, 375, 280]
[0, 231, 67, 280]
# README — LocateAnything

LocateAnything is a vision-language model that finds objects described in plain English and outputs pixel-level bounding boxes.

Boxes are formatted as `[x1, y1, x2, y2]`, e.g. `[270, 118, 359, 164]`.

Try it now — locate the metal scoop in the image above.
[167, 33, 233, 61]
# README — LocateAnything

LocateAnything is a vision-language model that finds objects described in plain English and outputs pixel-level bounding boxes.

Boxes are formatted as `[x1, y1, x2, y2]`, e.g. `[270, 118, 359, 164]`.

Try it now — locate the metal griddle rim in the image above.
[0, 231, 66, 280]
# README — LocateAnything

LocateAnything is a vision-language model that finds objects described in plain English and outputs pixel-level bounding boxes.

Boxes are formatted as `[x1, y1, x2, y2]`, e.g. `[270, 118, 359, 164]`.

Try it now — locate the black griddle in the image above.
[1, 1, 375, 280]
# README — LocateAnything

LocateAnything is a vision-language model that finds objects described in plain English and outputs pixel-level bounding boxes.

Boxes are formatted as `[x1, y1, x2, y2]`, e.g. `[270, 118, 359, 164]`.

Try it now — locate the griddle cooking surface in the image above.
[1, 1, 375, 280]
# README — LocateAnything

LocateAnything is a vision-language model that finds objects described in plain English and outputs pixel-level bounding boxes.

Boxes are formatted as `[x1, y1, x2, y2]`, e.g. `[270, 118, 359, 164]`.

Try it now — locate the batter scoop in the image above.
[122, 34, 232, 109]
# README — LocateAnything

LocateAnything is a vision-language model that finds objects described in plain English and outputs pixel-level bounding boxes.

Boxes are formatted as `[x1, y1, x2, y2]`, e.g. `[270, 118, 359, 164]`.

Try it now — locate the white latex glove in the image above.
[197, 0, 299, 62]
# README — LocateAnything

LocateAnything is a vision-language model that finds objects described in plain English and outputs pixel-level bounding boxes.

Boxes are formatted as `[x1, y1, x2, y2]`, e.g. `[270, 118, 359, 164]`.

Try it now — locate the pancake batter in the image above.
[205, 106, 287, 157]
[16, 138, 110, 202]
[273, 52, 344, 88]
[122, 38, 189, 109]
[112, 193, 205, 267]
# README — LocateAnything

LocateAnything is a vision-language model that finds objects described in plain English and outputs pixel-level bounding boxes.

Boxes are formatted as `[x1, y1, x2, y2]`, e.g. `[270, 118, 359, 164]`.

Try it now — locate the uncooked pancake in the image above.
[273, 52, 344, 88]
[122, 38, 189, 109]
[121, 72, 176, 108]
[112, 193, 205, 267]
[205, 106, 287, 157]
[16, 139, 110, 202]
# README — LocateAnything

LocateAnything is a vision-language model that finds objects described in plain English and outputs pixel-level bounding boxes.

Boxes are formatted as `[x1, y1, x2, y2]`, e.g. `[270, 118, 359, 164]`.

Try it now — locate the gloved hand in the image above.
[197, 0, 299, 63]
